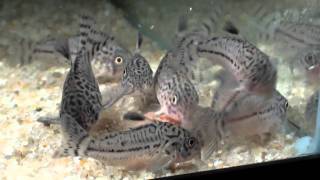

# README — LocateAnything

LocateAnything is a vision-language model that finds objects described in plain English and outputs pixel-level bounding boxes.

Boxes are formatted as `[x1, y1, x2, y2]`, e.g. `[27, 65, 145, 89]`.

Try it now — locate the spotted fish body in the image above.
[58, 15, 103, 156]
[82, 121, 201, 171]
[58, 113, 201, 171]
[33, 19, 132, 83]
[197, 36, 277, 98]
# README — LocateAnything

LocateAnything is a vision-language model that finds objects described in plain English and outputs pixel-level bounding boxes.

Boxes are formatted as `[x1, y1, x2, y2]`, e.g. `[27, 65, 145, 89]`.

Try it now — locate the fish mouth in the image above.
[105, 64, 116, 76]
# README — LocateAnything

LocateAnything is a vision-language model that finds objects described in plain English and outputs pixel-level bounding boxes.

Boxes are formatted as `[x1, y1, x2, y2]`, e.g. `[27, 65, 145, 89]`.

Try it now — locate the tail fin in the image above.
[33, 35, 83, 63]
[18, 38, 34, 66]
[54, 114, 91, 158]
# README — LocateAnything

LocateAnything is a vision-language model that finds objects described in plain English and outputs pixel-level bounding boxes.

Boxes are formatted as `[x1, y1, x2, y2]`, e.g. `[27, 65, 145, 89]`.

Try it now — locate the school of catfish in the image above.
[30, 11, 320, 174]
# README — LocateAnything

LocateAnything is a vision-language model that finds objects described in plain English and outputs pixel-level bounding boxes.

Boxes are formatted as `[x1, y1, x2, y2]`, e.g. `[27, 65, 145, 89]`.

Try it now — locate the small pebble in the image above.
[35, 107, 43, 112]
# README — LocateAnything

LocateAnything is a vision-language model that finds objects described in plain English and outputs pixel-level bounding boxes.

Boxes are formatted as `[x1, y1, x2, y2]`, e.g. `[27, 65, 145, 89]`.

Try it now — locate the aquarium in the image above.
[1, 0, 320, 179]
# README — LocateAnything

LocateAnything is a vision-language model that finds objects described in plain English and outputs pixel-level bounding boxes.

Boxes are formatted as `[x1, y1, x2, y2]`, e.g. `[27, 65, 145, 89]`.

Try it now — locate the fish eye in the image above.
[123, 69, 126, 75]
[171, 95, 178, 105]
[115, 56, 123, 64]
[187, 137, 196, 148]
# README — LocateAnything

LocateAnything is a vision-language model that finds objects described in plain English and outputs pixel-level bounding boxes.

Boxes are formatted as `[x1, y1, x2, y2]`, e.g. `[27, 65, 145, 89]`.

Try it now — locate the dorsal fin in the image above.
[135, 31, 143, 53]
[70, 14, 96, 83]
[223, 20, 240, 35]
[79, 14, 96, 51]
[177, 15, 188, 33]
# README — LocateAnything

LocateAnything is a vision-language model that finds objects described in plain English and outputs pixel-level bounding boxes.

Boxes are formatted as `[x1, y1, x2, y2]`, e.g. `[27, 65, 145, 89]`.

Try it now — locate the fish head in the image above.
[121, 53, 153, 94]
[101, 53, 153, 109]
[178, 131, 202, 162]
[163, 125, 201, 163]
[95, 44, 132, 83]
[156, 69, 199, 121]
[301, 52, 320, 87]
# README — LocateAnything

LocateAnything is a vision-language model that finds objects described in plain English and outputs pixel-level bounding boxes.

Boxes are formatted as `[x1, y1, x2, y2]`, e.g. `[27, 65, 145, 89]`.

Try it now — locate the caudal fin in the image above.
[55, 114, 91, 158]
[33, 38, 70, 59]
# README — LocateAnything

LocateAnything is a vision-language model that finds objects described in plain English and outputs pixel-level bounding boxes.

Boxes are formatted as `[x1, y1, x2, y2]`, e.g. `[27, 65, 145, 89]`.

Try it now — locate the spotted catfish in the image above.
[223, 90, 289, 140]
[196, 21, 277, 111]
[151, 67, 199, 127]
[33, 17, 131, 83]
[80, 121, 201, 172]
[212, 68, 290, 141]
[59, 117, 201, 172]
[142, 16, 213, 123]
[56, 15, 103, 156]
[37, 15, 130, 125]
[101, 32, 155, 109]
[152, 70, 227, 161]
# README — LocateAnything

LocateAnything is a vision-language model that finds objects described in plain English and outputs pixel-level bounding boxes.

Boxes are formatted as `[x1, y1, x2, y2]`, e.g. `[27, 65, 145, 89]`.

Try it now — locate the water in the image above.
[1, 0, 320, 179]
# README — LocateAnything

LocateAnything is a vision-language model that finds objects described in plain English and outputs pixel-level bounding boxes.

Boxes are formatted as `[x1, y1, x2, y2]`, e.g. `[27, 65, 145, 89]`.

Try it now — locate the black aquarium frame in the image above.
[157, 154, 319, 179]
